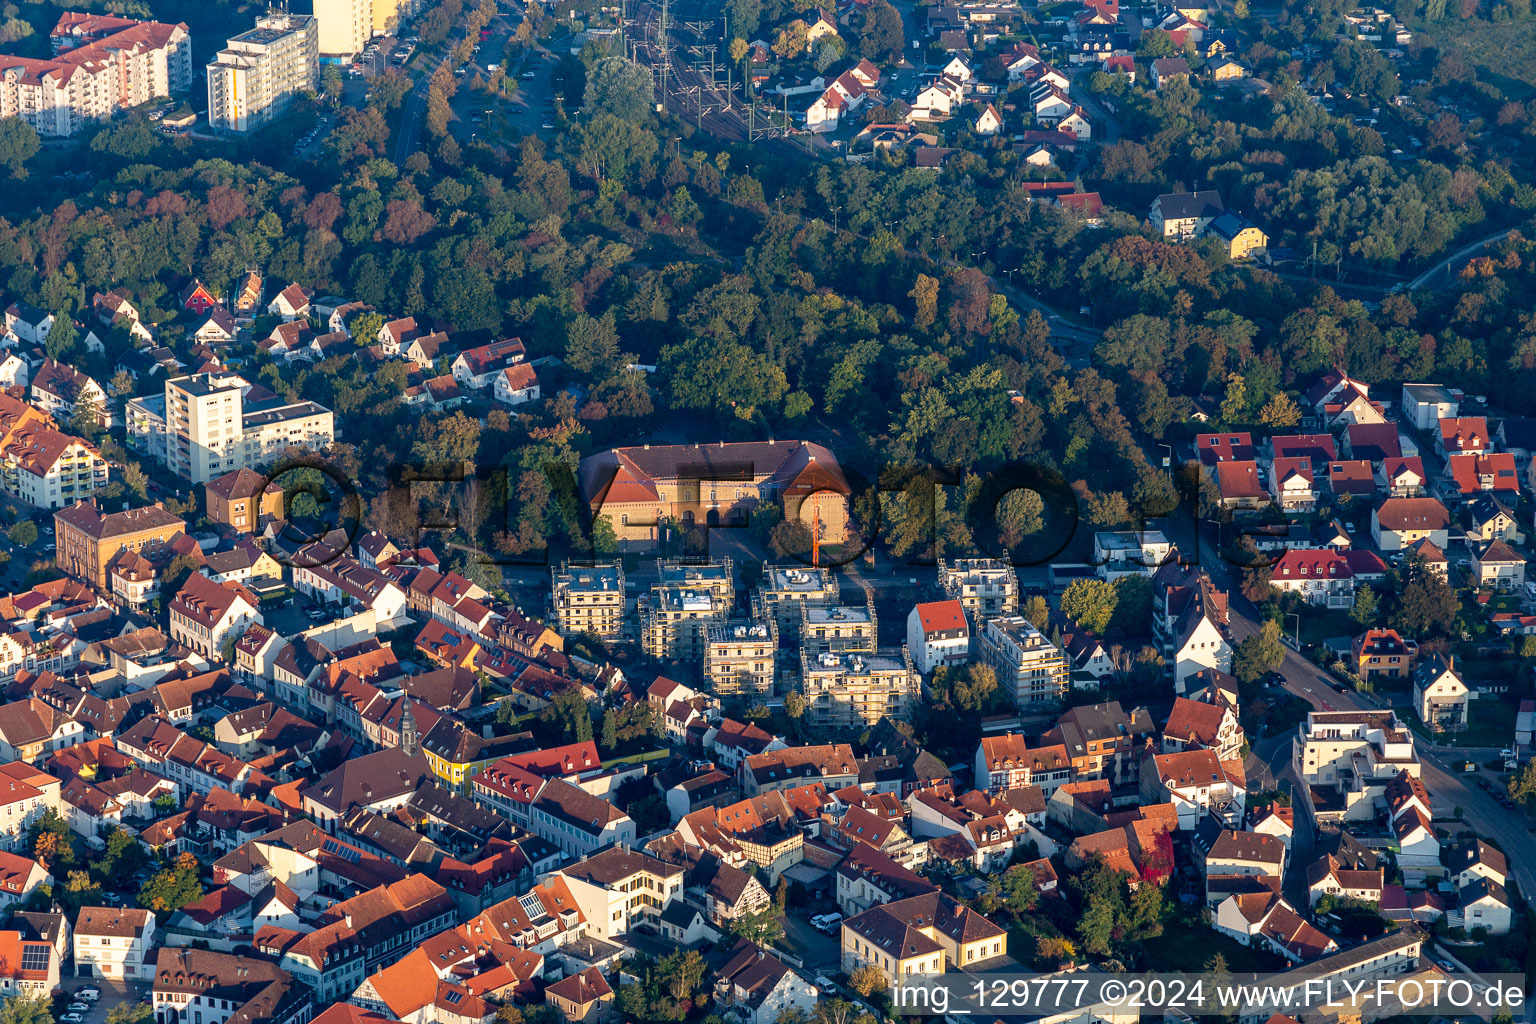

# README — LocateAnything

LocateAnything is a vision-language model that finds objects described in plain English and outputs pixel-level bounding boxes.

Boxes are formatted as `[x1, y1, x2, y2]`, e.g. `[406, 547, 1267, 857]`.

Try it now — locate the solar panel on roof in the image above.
[20, 946, 48, 971]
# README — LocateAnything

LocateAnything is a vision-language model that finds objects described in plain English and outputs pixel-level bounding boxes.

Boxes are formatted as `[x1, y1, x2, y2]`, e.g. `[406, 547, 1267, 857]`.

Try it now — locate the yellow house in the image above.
[1210, 58, 1248, 81]
[420, 717, 533, 792]
[841, 892, 1006, 982]
[1206, 210, 1268, 259]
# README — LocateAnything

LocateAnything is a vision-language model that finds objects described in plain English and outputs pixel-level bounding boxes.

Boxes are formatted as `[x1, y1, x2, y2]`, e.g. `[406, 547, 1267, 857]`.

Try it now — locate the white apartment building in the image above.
[206, 13, 318, 133]
[164, 372, 334, 484]
[905, 599, 971, 674]
[0, 14, 191, 137]
[74, 907, 156, 980]
[125, 393, 168, 462]
[168, 574, 261, 659]
[704, 619, 777, 697]
[314, 0, 370, 58]
[1293, 710, 1420, 821]
[977, 615, 1068, 705]
[799, 649, 919, 730]
[0, 426, 108, 510]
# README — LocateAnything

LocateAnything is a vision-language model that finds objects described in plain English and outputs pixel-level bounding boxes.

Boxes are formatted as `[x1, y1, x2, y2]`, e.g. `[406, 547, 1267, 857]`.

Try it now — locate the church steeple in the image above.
[400, 699, 419, 756]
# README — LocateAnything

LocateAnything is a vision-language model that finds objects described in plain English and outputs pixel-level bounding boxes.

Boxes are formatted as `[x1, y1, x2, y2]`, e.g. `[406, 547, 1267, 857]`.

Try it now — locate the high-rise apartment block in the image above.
[206, 13, 318, 133]
[977, 615, 1069, 706]
[164, 372, 334, 484]
[314, 0, 370, 59]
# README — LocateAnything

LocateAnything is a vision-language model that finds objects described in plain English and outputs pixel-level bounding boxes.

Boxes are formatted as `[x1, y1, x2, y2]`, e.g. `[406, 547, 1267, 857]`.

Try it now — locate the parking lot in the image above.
[57, 978, 151, 1024]
[780, 914, 841, 973]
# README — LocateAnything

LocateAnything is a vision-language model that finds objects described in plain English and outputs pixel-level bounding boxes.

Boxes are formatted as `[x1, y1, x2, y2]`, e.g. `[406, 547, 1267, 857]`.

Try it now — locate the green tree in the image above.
[8, 521, 37, 547]
[772, 19, 809, 58]
[138, 852, 204, 912]
[1219, 372, 1248, 425]
[848, 965, 885, 998]
[1508, 758, 1536, 806]
[784, 690, 806, 719]
[1234, 619, 1285, 684]
[1350, 583, 1379, 628]
[996, 489, 1045, 547]
[104, 1005, 153, 1024]
[160, 553, 202, 599]
[1002, 863, 1038, 913]
[583, 57, 655, 123]
[1396, 555, 1459, 637]
[1022, 594, 1050, 630]
[727, 904, 785, 946]
[1110, 574, 1154, 637]
[0, 994, 53, 1024]
[1258, 392, 1301, 428]
[1061, 578, 1118, 634]
[858, 0, 905, 60]
[350, 311, 386, 347]
[0, 117, 40, 179]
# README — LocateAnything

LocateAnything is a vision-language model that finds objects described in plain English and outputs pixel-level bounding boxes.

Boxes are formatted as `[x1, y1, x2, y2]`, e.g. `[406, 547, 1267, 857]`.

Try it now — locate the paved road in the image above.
[394, 49, 455, 165]
[1404, 229, 1515, 292]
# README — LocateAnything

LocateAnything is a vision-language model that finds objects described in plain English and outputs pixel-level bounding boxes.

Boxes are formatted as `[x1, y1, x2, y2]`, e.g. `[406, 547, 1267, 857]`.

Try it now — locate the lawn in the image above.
[1131, 915, 1288, 973]
[1393, 696, 1512, 748]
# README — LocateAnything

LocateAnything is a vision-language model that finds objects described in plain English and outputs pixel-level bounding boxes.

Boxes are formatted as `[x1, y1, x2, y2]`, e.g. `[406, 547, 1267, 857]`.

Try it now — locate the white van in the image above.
[809, 913, 842, 934]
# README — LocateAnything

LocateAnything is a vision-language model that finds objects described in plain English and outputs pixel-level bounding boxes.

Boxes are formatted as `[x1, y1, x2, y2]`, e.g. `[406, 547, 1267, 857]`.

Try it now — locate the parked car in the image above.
[67, 1004, 90, 1014]
[76, 989, 100, 1002]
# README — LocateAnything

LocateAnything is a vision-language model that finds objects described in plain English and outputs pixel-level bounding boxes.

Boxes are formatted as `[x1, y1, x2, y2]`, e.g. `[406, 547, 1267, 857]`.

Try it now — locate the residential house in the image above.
[1269, 549, 1354, 609]
[1140, 748, 1244, 829]
[1269, 458, 1316, 511]
[31, 359, 109, 426]
[73, 907, 155, 979]
[1149, 56, 1190, 88]
[1439, 417, 1490, 457]
[839, 892, 1005, 981]
[1306, 854, 1384, 908]
[1372, 498, 1450, 551]
[1206, 211, 1268, 260]
[712, 941, 817, 1024]
[1195, 432, 1253, 465]
[493, 365, 540, 407]
[1378, 457, 1428, 497]
[1351, 629, 1415, 684]
[1162, 695, 1243, 761]
[1469, 539, 1524, 591]
[1456, 878, 1511, 934]
[1445, 452, 1520, 503]
[1412, 654, 1467, 732]
[169, 575, 261, 660]
[973, 734, 1071, 797]
[905, 600, 970, 674]
[205, 468, 285, 535]
[1153, 564, 1232, 693]
[1464, 495, 1524, 544]
[267, 284, 313, 321]
[1215, 461, 1266, 509]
